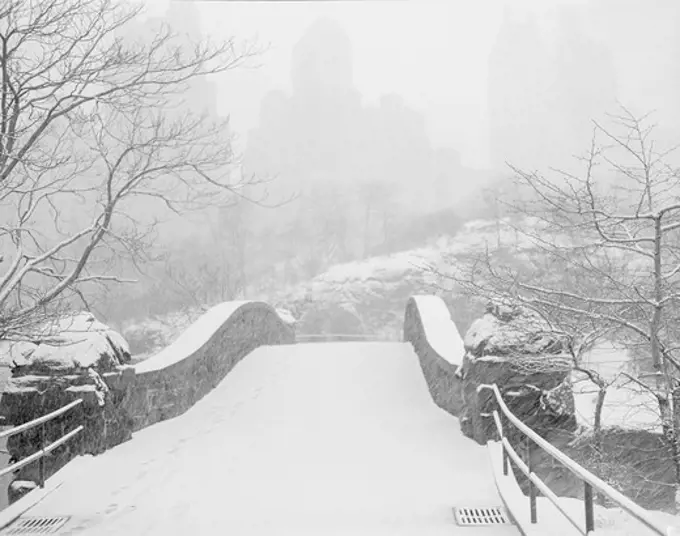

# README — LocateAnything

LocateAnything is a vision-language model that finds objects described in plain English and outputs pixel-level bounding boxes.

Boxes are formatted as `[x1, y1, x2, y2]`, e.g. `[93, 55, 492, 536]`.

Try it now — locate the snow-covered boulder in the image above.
[7, 480, 38, 504]
[0, 340, 38, 367]
[296, 302, 364, 337]
[277, 248, 462, 341]
[459, 304, 575, 444]
[464, 303, 567, 358]
[14, 312, 131, 375]
[0, 312, 133, 504]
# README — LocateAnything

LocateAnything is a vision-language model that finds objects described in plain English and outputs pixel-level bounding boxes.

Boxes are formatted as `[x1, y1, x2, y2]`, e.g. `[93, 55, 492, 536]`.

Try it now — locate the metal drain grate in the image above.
[453, 506, 510, 526]
[4, 517, 70, 534]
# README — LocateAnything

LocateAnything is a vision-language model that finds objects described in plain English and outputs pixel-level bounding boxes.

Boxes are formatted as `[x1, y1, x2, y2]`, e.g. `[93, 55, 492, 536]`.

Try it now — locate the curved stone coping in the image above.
[135, 301, 278, 374]
[405, 295, 464, 368]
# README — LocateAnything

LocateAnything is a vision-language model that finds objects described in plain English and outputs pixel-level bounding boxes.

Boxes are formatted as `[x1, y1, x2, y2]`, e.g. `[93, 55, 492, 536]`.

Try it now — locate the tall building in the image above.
[487, 8, 548, 171]
[547, 5, 617, 164]
[159, 2, 219, 118]
[291, 18, 355, 98]
[488, 5, 617, 174]
[587, 0, 680, 149]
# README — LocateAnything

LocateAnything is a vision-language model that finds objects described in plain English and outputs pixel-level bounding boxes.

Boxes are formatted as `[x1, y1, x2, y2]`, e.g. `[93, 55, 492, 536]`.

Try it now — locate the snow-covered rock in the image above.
[8, 480, 38, 504]
[465, 304, 567, 359]
[0, 340, 38, 367]
[18, 312, 131, 374]
[459, 304, 576, 444]
[296, 302, 364, 336]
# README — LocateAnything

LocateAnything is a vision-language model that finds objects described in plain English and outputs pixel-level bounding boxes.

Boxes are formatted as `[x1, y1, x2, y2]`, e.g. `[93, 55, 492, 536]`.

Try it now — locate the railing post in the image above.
[502, 444, 509, 476]
[500, 410, 508, 476]
[38, 422, 45, 488]
[527, 436, 537, 523]
[584, 482, 594, 533]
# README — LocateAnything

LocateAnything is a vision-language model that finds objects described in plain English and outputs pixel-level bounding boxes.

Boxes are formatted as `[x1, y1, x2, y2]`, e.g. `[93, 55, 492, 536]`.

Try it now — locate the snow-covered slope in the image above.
[272, 219, 522, 340]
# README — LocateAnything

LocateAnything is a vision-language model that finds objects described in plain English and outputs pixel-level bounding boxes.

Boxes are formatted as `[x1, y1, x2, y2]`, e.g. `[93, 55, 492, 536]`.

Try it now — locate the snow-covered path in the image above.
[13, 342, 518, 535]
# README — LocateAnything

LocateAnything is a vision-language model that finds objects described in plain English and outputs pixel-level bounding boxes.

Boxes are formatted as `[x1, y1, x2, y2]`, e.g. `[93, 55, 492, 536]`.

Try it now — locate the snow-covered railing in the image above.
[478, 383, 668, 535]
[0, 399, 84, 488]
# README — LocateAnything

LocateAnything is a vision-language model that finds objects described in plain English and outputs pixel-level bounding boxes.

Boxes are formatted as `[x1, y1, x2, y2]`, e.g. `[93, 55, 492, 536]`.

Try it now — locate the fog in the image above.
[4, 0, 680, 329]
[79, 0, 680, 322]
[143, 0, 680, 167]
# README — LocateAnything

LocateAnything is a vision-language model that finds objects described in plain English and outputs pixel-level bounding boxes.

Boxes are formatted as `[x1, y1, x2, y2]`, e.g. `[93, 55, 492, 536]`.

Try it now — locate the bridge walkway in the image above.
[5, 342, 519, 535]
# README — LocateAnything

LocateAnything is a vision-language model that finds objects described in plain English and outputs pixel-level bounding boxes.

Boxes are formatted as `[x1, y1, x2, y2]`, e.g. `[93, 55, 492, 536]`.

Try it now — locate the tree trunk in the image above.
[593, 386, 606, 436]
[651, 216, 663, 369]
[594, 385, 607, 506]
[672, 388, 680, 512]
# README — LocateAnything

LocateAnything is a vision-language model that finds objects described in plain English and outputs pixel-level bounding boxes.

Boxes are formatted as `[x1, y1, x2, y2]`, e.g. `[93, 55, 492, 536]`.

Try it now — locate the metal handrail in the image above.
[477, 383, 669, 535]
[0, 398, 85, 488]
[0, 399, 82, 441]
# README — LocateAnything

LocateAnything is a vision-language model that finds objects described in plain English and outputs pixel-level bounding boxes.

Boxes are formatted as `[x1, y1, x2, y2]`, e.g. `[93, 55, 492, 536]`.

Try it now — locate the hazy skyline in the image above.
[139, 0, 677, 171]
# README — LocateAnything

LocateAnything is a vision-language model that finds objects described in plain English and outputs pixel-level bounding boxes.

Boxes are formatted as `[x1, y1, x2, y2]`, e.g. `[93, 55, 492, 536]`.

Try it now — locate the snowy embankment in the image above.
[572, 341, 661, 433]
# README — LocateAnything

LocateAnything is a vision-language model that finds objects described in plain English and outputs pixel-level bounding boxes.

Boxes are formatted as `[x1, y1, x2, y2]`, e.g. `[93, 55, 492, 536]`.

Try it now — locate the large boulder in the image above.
[0, 312, 134, 503]
[0, 340, 38, 368]
[457, 304, 579, 501]
[9, 312, 131, 375]
[296, 301, 365, 338]
[458, 304, 576, 444]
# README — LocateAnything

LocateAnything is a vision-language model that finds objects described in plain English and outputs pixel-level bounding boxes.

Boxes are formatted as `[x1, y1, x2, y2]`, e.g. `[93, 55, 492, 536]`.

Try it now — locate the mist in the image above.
[4, 0, 680, 327]
[4, 0, 680, 524]
[82, 0, 680, 327]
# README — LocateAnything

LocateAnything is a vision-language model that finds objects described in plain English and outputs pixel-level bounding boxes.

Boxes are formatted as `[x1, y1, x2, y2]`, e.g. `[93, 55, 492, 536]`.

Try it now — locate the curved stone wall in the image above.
[403, 295, 465, 417]
[0, 301, 294, 502]
[120, 301, 295, 431]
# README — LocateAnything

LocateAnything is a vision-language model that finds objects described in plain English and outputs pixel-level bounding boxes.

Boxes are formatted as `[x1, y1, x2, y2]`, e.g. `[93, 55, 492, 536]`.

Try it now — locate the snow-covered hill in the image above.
[119, 218, 511, 356]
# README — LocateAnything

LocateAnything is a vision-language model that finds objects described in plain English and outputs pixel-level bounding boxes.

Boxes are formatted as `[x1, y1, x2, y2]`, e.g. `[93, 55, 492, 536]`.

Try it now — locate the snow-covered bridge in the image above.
[0, 341, 519, 535]
[0, 297, 675, 536]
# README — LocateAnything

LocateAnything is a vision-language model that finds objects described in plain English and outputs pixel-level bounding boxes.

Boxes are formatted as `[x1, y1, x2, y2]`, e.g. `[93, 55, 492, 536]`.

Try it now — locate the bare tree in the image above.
[452, 263, 618, 436]
[0, 0, 263, 340]
[439, 107, 680, 508]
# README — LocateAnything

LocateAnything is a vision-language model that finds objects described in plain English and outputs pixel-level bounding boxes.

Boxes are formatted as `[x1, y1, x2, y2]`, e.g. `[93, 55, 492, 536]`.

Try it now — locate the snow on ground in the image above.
[572, 341, 661, 433]
[411, 295, 464, 367]
[19, 342, 519, 535]
[489, 441, 680, 536]
[315, 249, 435, 284]
[536, 493, 680, 535]
[523, 489, 680, 535]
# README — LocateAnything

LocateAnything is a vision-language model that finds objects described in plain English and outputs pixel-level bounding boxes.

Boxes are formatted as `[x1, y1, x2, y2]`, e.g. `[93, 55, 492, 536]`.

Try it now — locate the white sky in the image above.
[138, 0, 590, 168]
